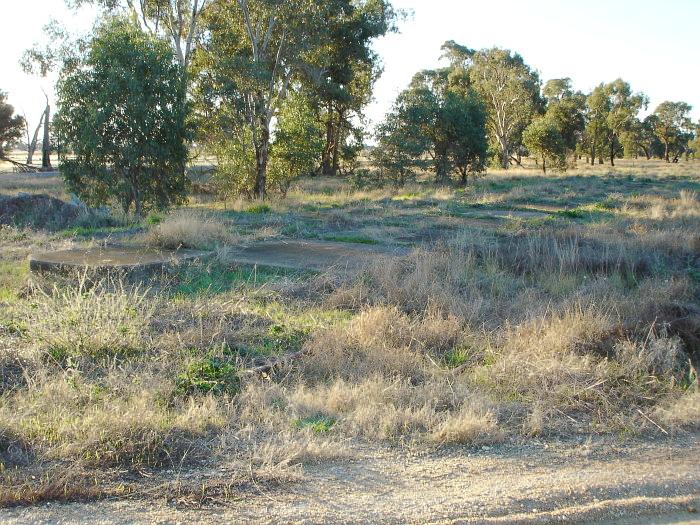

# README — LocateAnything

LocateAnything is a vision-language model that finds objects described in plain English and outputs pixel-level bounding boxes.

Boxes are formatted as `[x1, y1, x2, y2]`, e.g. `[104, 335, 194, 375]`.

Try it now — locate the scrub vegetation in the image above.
[0, 159, 698, 504]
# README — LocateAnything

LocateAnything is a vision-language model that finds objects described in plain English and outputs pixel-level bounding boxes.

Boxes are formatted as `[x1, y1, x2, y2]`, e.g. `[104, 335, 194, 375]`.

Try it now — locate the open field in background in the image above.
[0, 159, 698, 518]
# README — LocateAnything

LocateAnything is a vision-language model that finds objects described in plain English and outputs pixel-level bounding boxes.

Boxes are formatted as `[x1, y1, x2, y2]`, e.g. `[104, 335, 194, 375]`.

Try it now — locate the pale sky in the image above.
[1, 0, 699, 133]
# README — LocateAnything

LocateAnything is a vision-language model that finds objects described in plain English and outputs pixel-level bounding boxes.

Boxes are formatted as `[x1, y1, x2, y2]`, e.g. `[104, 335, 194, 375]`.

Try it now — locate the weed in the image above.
[245, 203, 272, 214]
[293, 415, 336, 433]
[175, 358, 240, 397]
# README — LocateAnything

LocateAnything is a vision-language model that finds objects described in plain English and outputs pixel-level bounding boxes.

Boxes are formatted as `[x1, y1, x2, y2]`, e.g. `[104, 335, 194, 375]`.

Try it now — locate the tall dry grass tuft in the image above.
[146, 210, 235, 250]
[24, 276, 154, 359]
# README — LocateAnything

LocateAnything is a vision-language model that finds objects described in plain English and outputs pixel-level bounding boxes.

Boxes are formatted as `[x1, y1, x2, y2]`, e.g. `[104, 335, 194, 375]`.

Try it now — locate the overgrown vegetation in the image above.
[0, 161, 698, 504]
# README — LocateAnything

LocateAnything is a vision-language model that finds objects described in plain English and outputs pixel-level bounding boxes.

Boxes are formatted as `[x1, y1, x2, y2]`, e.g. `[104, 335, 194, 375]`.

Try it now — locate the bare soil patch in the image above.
[1, 436, 698, 524]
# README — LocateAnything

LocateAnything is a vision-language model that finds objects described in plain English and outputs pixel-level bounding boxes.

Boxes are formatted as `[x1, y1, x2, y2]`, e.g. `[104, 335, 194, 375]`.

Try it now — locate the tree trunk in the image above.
[610, 141, 615, 167]
[254, 125, 270, 199]
[41, 102, 52, 171]
[321, 117, 334, 176]
[434, 150, 449, 183]
[664, 141, 670, 163]
[500, 139, 509, 169]
[331, 111, 343, 176]
[26, 109, 45, 165]
[541, 155, 546, 174]
[321, 103, 337, 177]
[134, 192, 143, 217]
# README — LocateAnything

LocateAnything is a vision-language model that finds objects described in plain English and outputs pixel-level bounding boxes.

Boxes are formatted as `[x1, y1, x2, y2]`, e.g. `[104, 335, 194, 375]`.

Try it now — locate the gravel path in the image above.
[2, 435, 699, 524]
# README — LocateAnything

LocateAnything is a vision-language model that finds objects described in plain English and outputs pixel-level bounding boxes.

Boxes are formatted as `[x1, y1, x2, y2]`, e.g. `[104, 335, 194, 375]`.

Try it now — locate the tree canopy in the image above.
[55, 17, 191, 215]
[652, 101, 694, 162]
[0, 92, 25, 161]
[374, 64, 487, 185]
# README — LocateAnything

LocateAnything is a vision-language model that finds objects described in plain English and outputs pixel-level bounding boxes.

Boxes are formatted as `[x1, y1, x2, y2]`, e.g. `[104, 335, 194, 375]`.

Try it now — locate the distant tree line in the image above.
[2, 2, 698, 213]
[374, 41, 699, 183]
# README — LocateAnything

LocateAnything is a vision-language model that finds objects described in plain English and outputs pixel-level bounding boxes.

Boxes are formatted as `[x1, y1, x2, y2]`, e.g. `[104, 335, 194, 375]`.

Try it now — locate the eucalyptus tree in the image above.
[583, 80, 646, 166]
[522, 78, 584, 172]
[196, 0, 377, 198]
[652, 101, 693, 162]
[689, 122, 700, 159]
[54, 18, 191, 216]
[65, 0, 210, 68]
[541, 78, 585, 162]
[0, 92, 25, 162]
[374, 67, 487, 184]
[583, 84, 612, 165]
[467, 47, 543, 169]
[621, 115, 663, 159]
[603, 79, 647, 166]
[19, 21, 80, 170]
[522, 115, 566, 174]
[312, 0, 398, 177]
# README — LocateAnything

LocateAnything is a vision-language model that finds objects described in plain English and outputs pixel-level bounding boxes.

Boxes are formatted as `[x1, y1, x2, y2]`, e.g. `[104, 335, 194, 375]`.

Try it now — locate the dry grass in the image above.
[145, 210, 236, 250]
[23, 276, 154, 359]
[0, 159, 698, 505]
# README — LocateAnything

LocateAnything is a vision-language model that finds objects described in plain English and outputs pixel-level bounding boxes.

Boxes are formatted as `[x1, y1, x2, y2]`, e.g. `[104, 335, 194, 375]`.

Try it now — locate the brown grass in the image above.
[146, 210, 236, 250]
[0, 159, 698, 505]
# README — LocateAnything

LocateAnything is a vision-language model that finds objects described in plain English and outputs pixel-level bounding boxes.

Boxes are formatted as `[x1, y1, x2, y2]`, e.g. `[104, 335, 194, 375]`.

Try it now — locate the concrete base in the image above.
[29, 245, 210, 276]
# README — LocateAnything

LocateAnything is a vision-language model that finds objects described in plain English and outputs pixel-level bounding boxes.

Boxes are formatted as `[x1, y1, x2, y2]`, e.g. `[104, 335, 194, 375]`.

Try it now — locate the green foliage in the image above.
[542, 78, 586, 156]
[245, 203, 272, 214]
[0, 92, 25, 159]
[175, 358, 239, 397]
[146, 213, 164, 225]
[583, 80, 647, 166]
[268, 91, 324, 195]
[248, 324, 308, 357]
[444, 346, 473, 368]
[465, 46, 543, 168]
[54, 17, 191, 216]
[523, 115, 567, 173]
[311, 0, 399, 177]
[373, 63, 488, 185]
[653, 101, 694, 162]
[293, 415, 336, 433]
[195, 1, 356, 199]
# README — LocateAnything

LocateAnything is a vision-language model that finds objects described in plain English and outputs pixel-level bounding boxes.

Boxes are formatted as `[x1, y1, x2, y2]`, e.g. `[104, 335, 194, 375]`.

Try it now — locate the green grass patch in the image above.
[146, 213, 164, 225]
[321, 234, 379, 245]
[444, 347, 473, 368]
[0, 261, 28, 303]
[293, 415, 336, 433]
[175, 357, 239, 397]
[173, 264, 287, 297]
[245, 324, 308, 357]
[245, 203, 272, 214]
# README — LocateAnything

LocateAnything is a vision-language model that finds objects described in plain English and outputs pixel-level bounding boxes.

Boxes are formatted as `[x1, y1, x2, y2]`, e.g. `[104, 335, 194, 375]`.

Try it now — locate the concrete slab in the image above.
[29, 245, 210, 275]
[225, 240, 408, 271]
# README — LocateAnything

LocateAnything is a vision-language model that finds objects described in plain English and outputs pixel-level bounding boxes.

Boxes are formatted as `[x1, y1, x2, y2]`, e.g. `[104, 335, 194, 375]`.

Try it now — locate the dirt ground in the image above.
[2, 435, 698, 524]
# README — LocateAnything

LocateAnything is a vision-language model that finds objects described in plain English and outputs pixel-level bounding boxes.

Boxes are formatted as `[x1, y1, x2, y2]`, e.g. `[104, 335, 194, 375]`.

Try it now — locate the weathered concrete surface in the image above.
[226, 239, 408, 271]
[29, 245, 210, 275]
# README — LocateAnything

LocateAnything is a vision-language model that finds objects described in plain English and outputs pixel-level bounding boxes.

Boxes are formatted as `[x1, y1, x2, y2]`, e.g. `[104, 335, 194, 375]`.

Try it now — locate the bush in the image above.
[55, 18, 191, 216]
